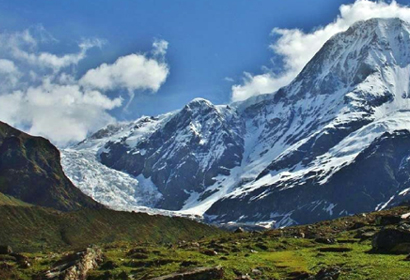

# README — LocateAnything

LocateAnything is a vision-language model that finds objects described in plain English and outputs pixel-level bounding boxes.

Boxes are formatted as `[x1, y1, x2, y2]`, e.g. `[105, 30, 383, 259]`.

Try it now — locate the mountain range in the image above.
[61, 18, 410, 228]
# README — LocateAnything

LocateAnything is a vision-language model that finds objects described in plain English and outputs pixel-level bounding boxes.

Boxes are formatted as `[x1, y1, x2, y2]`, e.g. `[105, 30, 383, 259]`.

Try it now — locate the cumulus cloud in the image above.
[0, 27, 169, 146]
[80, 51, 169, 93]
[80, 40, 169, 109]
[0, 81, 122, 145]
[232, 0, 410, 102]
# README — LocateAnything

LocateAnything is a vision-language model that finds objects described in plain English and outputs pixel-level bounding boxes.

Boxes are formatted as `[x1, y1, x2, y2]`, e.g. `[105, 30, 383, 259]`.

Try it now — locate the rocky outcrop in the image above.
[207, 130, 410, 225]
[372, 228, 410, 254]
[42, 247, 103, 280]
[0, 122, 102, 211]
[97, 99, 244, 210]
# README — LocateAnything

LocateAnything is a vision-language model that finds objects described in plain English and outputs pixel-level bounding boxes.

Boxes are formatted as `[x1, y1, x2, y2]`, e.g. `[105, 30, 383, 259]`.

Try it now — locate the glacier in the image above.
[62, 18, 410, 227]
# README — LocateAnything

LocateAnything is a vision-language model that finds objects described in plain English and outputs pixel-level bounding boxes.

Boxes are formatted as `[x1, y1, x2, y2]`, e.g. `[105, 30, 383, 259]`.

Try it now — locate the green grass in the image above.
[81, 205, 410, 280]
[0, 203, 224, 253]
[80, 234, 410, 280]
[3, 203, 410, 279]
[0, 193, 31, 207]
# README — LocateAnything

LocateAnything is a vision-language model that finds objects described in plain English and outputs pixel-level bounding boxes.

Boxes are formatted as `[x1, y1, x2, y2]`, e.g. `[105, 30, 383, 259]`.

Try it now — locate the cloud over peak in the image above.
[231, 0, 410, 102]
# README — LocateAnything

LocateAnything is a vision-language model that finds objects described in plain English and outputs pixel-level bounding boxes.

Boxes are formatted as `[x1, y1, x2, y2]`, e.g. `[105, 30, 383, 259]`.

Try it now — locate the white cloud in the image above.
[80, 41, 169, 93]
[0, 81, 122, 146]
[80, 40, 169, 109]
[224, 77, 235, 83]
[232, 0, 410, 102]
[0, 59, 19, 74]
[11, 38, 104, 72]
[152, 39, 169, 57]
[0, 28, 169, 146]
[0, 27, 97, 73]
[0, 59, 20, 87]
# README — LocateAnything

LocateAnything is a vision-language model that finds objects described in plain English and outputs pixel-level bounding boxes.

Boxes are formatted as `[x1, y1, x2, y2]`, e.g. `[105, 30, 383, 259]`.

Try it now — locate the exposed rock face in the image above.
[148, 266, 224, 280]
[208, 130, 410, 225]
[100, 99, 244, 210]
[43, 247, 103, 280]
[372, 228, 410, 253]
[206, 18, 410, 225]
[0, 122, 101, 211]
[62, 18, 410, 226]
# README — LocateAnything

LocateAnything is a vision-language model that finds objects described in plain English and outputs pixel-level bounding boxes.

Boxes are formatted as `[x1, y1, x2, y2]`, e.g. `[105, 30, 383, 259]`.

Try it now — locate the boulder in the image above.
[43, 247, 103, 280]
[401, 212, 410, 220]
[375, 215, 402, 226]
[372, 228, 410, 253]
[251, 268, 262, 275]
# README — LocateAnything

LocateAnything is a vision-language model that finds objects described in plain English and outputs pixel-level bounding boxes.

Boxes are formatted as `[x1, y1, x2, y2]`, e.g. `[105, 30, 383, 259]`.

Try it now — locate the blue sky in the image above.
[0, 0, 409, 145]
[0, 0, 356, 118]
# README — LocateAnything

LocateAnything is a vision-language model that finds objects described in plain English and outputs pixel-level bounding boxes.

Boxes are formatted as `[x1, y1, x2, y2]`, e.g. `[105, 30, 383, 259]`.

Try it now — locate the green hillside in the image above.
[0, 192, 31, 207]
[3, 204, 410, 280]
[0, 202, 223, 252]
[0, 121, 101, 211]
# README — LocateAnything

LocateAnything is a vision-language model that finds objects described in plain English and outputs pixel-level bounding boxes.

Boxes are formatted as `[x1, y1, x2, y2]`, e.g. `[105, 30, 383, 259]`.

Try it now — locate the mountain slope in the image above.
[0, 196, 223, 252]
[62, 18, 410, 227]
[0, 122, 223, 252]
[206, 18, 410, 225]
[0, 121, 101, 211]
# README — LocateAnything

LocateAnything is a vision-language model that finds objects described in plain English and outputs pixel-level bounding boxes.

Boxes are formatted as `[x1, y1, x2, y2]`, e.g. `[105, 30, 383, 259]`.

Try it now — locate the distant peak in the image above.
[185, 98, 214, 109]
[189, 97, 212, 104]
[347, 17, 409, 35]
[358, 17, 404, 25]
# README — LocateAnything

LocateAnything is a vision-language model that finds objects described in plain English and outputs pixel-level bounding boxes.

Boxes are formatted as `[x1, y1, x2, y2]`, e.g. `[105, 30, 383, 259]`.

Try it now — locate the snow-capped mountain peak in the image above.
[62, 18, 410, 227]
